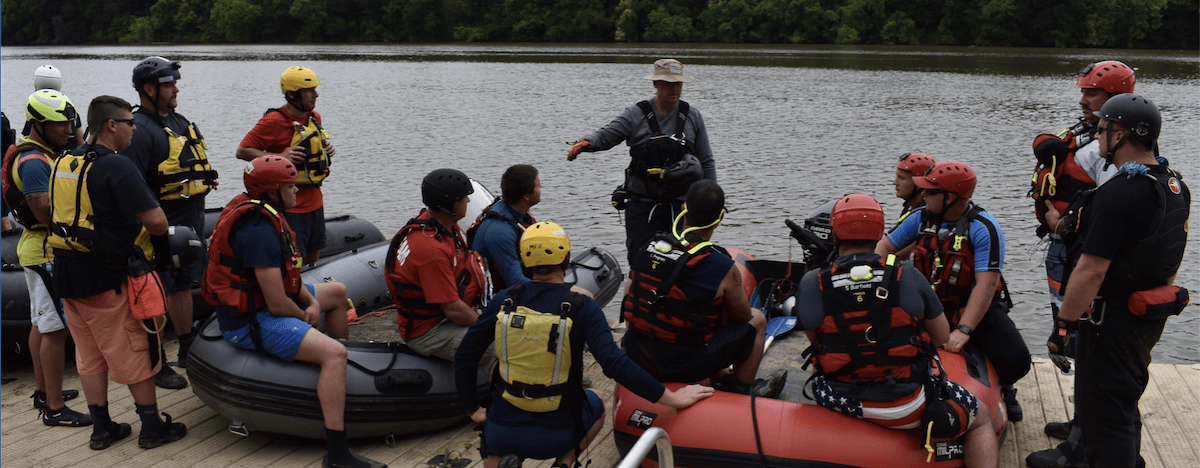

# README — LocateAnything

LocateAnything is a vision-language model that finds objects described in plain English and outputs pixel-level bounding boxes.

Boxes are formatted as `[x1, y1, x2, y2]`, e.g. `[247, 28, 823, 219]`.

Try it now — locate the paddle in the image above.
[763, 316, 796, 352]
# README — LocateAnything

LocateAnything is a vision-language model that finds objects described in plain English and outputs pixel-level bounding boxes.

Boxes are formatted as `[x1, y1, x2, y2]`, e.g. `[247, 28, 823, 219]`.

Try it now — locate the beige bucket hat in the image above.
[644, 58, 695, 83]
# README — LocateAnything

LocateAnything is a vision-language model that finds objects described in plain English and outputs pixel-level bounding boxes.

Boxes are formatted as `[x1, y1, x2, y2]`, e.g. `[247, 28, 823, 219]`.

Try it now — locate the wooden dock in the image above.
[3, 332, 1198, 468]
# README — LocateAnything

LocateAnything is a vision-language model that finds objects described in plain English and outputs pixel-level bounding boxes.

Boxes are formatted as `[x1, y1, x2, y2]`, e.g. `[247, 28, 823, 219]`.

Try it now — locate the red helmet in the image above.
[830, 194, 885, 242]
[896, 152, 935, 175]
[913, 161, 976, 200]
[244, 156, 298, 198]
[1076, 61, 1135, 94]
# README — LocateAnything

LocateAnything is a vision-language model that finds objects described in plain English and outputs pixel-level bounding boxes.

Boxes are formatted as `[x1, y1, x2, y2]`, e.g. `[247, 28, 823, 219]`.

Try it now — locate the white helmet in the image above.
[34, 65, 63, 91]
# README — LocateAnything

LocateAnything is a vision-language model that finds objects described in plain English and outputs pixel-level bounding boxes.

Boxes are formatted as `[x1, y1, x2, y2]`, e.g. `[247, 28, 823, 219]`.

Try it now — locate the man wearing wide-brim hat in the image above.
[567, 58, 716, 266]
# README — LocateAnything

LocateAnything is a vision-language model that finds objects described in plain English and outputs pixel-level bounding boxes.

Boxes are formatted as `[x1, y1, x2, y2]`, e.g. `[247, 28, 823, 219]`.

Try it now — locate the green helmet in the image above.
[26, 89, 76, 123]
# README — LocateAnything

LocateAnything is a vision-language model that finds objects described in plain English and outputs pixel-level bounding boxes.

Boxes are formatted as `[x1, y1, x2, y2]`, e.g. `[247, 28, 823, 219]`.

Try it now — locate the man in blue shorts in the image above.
[203, 156, 380, 468]
[456, 221, 711, 468]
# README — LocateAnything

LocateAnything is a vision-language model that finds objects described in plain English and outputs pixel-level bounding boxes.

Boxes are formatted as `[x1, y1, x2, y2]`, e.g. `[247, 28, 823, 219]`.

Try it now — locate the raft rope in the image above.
[924, 421, 936, 462]
[750, 387, 768, 467]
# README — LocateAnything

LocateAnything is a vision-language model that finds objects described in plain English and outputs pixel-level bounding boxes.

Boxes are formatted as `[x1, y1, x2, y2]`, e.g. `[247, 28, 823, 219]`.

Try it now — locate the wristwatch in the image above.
[957, 324, 973, 335]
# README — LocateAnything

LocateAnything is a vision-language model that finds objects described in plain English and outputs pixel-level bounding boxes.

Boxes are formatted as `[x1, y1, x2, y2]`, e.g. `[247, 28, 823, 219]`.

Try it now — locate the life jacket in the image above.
[385, 210, 486, 339]
[46, 147, 154, 264]
[2, 139, 56, 229]
[1062, 166, 1190, 299]
[134, 108, 218, 201]
[494, 283, 587, 413]
[804, 255, 933, 388]
[626, 100, 702, 202]
[266, 108, 330, 187]
[1029, 120, 1098, 236]
[464, 199, 535, 290]
[622, 231, 726, 345]
[201, 197, 303, 315]
[908, 206, 1005, 325]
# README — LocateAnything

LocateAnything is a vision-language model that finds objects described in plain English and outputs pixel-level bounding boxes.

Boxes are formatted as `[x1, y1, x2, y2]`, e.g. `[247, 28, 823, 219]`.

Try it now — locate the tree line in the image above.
[3, 0, 1196, 49]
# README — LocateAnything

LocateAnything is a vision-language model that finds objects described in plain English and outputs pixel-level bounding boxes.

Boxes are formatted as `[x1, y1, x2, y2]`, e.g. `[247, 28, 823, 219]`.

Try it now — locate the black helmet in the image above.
[132, 56, 181, 91]
[422, 169, 474, 215]
[167, 225, 203, 270]
[1096, 93, 1161, 146]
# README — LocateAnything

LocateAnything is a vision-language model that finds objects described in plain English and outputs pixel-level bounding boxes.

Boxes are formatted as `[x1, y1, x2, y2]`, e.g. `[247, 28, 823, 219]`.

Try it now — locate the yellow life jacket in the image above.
[47, 149, 153, 262]
[494, 284, 586, 413]
[272, 109, 330, 187]
[154, 122, 217, 200]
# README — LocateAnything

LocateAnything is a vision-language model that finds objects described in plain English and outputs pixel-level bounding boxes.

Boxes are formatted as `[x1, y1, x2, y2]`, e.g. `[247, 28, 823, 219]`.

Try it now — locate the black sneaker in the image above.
[1002, 386, 1023, 422]
[753, 369, 788, 399]
[90, 422, 132, 450]
[138, 412, 187, 449]
[1025, 446, 1083, 468]
[31, 389, 80, 410]
[41, 405, 93, 427]
[323, 449, 388, 468]
[1045, 420, 1072, 440]
[497, 453, 522, 468]
[154, 365, 188, 390]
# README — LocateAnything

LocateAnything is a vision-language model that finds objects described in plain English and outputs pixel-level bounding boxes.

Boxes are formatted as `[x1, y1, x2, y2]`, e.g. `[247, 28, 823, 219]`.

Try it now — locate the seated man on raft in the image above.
[456, 221, 712, 468]
[621, 179, 786, 397]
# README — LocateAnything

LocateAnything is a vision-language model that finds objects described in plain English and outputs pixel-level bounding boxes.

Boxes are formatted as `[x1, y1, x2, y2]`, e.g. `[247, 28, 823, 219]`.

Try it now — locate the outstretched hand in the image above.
[567, 140, 591, 161]
[659, 384, 714, 409]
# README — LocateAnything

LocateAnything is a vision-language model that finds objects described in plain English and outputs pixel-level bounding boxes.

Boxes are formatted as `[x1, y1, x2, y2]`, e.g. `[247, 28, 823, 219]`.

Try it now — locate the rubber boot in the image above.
[88, 404, 132, 450]
[136, 404, 187, 449]
[1002, 385, 1023, 422]
[176, 331, 196, 369]
[323, 428, 387, 468]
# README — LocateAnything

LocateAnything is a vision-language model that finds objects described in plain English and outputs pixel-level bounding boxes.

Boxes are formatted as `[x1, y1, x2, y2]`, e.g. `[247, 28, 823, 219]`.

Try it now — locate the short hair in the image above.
[837, 239, 878, 250]
[684, 180, 724, 227]
[500, 164, 538, 203]
[87, 95, 132, 135]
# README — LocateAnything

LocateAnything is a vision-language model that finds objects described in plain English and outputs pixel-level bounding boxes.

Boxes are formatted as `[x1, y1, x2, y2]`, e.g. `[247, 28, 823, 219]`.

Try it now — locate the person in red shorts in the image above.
[385, 168, 488, 361]
[237, 66, 336, 265]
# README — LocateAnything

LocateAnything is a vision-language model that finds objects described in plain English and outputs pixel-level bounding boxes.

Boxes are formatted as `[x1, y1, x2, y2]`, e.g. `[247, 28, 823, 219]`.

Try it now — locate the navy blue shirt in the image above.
[456, 281, 665, 428]
[54, 144, 161, 298]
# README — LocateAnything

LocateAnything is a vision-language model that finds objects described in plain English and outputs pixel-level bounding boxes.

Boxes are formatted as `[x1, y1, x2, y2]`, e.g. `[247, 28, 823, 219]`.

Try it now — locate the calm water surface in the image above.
[3, 44, 1197, 363]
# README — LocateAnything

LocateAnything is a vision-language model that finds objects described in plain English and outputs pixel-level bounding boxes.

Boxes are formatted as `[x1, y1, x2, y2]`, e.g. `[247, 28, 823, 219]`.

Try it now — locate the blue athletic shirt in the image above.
[456, 281, 665, 428]
[469, 200, 532, 288]
[885, 205, 1005, 273]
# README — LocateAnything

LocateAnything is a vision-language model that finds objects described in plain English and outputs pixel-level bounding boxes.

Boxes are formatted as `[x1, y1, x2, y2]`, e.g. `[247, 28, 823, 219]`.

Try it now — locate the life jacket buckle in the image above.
[875, 287, 889, 300]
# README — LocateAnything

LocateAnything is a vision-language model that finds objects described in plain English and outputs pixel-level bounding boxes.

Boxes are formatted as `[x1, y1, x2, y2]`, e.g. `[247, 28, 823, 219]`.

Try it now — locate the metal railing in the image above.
[616, 427, 674, 468]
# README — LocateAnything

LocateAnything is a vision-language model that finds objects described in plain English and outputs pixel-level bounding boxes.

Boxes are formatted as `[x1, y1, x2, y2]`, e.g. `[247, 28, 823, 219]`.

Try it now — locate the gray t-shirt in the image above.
[582, 97, 716, 181]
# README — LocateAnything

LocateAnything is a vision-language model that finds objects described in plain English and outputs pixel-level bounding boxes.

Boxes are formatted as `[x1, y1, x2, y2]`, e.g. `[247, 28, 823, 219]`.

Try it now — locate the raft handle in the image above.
[229, 421, 249, 437]
[616, 426, 674, 468]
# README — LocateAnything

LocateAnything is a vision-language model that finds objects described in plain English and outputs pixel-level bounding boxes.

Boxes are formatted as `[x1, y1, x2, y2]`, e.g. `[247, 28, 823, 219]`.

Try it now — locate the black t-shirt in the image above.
[1077, 164, 1189, 295]
[122, 110, 205, 229]
[54, 144, 161, 298]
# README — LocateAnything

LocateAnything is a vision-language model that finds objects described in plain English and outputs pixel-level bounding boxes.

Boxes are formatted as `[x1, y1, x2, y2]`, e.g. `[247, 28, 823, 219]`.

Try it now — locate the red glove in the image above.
[567, 140, 591, 161]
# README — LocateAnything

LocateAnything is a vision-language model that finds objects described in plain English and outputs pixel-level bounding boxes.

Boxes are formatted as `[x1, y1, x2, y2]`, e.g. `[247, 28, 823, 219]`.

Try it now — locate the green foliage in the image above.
[0, 0, 1194, 48]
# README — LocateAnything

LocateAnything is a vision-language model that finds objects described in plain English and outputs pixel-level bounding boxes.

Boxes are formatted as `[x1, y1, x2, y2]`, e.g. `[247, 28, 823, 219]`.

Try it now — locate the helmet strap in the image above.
[1101, 125, 1129, 171]
[285, 92, 311, 114]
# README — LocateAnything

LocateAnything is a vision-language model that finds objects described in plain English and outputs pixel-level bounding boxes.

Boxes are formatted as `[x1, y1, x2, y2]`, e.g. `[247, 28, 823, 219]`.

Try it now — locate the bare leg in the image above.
[128, 378, 158, 406]
[293, 328, 348, 430]
[482, 456, 499, 468]
[40, 329, 69, 408]
[166, 290, 193, 336]
[963, 408, 999, 468]
[81, 373, 109, 406]
[29, 328, 45, 394]
[314, 283, 349, 339]
[733, 308, 767, 384]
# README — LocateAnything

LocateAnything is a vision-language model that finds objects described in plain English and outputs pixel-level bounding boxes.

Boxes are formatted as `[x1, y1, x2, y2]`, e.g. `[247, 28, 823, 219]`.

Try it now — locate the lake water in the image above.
[2, 44, 1197, 364]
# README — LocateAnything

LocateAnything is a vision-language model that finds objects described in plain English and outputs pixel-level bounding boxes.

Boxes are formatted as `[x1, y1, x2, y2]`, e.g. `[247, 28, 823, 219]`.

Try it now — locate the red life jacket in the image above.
[464, 199, 534, 290]
[385, 210, 485, 339]
[806, 255, 932, 386]
[2, 140, 55, 229]
[1030, 122, 1098, 233]
[201, 196, 303, 315]
[908, 206, 1005, 326]
[622, 232, 726, 345]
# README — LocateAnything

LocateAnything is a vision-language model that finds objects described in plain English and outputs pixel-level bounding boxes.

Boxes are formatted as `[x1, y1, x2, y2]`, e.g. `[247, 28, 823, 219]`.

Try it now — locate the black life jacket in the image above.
[804, 255, 933, 388]
[908, 205, 1006, 326]
[622, 232, 726, 345]
[1063, 166, 1190, 299]
[2, 140, 55, 229]
[626, 100, 702, 202]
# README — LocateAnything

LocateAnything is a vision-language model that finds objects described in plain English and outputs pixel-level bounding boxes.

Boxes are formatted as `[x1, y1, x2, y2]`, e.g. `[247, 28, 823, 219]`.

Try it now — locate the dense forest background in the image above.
[3, 0, 1197, 49]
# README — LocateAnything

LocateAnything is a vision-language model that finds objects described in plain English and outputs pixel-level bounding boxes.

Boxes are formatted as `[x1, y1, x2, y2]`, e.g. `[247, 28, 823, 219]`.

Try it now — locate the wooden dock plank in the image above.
[1146, 364, 1200, 466]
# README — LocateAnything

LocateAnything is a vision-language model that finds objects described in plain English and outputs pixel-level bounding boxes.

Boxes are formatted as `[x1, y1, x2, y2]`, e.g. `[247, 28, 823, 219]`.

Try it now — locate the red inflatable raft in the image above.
[613, 248, 1008, 468]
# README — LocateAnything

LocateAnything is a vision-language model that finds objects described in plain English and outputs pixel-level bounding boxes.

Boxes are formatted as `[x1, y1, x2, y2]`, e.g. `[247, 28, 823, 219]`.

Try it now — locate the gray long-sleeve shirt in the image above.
[582, 97, 717, 181]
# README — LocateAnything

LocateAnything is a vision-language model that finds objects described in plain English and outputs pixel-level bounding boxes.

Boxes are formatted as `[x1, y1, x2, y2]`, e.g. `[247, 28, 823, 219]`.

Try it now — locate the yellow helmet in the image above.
[280, 66, 320, 94]
[26, 89, 76, 123]
[520, 222, 571, 268]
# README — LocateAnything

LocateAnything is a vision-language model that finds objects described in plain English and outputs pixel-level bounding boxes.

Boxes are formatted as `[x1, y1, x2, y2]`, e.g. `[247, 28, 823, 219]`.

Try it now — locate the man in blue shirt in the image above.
[469, 164, 539, 289]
